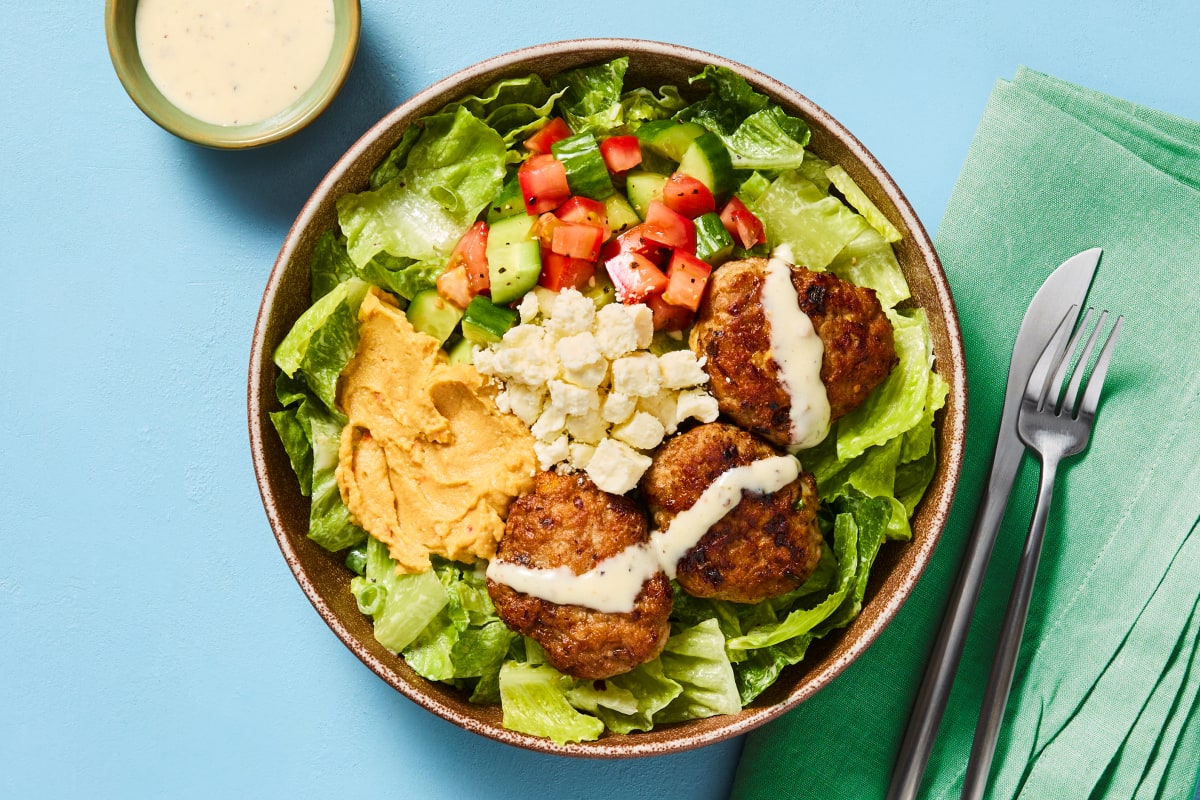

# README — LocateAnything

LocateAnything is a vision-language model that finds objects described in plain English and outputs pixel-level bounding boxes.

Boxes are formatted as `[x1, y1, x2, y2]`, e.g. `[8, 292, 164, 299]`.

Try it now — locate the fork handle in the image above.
[961, 455, 1060, 800]
[887, 465, 1019, 800]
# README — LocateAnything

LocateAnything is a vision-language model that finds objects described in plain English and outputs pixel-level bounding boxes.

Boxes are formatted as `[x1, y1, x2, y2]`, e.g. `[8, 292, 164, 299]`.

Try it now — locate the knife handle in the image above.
[886, 446, 1018, 800]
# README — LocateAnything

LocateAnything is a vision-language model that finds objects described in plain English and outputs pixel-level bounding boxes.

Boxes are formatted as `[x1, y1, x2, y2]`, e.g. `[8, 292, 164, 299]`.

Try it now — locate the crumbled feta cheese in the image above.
[531, 405, 566, 441]
[503, 383, 545, 426]
[565, 411, 609, 444]
[676, 387, 720, 425]
[534, 435, 569, 471]
[562, 358, 608, 389]
[627, 304, 654, 349]
[638, 391, 680, 435]
[612, 411, 666, 451]
[595, 303, 640, 359]
[517, 292, 541, 323]
[611, 352, 662, 397]
[658, 350, 709, 389]
[601, 391, 637, 425]
[586, 439, 652, 495]
[549, 379, 599, 417]
[568, 442, 596, 470]
[555, 331, 603, 372]
[546, 289, 595, 336]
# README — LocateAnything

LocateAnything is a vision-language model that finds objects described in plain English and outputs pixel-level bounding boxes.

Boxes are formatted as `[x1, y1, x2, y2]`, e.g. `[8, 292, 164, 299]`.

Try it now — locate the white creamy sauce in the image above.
[135, 0, 336, 127]
[486, 455, 801, 613]
[761, 247, 831, 451]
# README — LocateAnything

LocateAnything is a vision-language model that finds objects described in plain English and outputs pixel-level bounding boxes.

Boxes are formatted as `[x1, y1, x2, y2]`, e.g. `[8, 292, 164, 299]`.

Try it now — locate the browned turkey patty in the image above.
[689, 258, 898, 448]
[640, 422, 823, 604]
[486, 471, 673, 680]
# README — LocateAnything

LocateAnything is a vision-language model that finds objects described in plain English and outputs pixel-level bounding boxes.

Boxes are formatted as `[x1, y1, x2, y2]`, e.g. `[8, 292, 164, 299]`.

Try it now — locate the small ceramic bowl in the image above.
[248, 39, 967, 756]
[105, 0, 360, 149]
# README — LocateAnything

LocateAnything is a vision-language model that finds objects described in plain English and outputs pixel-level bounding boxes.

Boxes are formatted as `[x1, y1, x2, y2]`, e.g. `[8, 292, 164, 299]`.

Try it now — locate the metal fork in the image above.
[960, 305, 1124, 800]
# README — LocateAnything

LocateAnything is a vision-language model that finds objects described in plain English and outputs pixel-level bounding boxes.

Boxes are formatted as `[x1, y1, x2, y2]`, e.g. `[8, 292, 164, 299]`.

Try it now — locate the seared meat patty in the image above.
[640, 422, 822, 604]
[487, 471, 672, 680]
[689, 257, 897, 448]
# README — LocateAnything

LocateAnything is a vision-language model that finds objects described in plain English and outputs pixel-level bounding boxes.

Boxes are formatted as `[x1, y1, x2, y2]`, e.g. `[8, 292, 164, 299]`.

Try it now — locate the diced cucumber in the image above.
[462, 295, 519, 345]
[678, 132, 735, 196]
[487, 214, 537, 249]
[445, 335, 475, 365]
[625, 171, 668, 220]
[694, 212, 735, 265]
[486, 175, 525, 224]
[488, 240, 542, 305]
[551, 133, 614, 200]
[603, 192, 641, 236]
[581, 268, 618, 309]
[636, 120, 707, 162]
[406, 289, 464, 344]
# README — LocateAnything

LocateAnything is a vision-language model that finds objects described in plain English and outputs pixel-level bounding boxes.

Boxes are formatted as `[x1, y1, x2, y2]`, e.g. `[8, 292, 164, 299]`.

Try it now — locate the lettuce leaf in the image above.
[828, 227, 912, 310]
[443, 74, 565, 147]
[654, 619, 742, 723]
[752, 171, 870, 269]
[368, 126, 421, 190]
[551, 57, 629, 136]
[351, 536, 449, 653]
[498, 662, 605, 744]
[677, 66, 811, 170]
[337, 107, 506, 267]
[566, 659, 682, 734]
[825, 164, 903, 243]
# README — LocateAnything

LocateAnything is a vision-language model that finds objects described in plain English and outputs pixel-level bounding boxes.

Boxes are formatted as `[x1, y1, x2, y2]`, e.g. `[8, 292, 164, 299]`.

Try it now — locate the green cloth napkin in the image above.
[732, 67, 1200, 800]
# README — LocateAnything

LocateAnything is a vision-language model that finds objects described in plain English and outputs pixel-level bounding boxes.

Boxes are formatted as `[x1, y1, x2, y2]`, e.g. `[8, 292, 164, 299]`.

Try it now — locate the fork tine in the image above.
[1045, 308, 1095, 412]
[1078, 315, 1124, 421]
[1062, 310, 1108, 416]
[1026, 304, 1078, 410]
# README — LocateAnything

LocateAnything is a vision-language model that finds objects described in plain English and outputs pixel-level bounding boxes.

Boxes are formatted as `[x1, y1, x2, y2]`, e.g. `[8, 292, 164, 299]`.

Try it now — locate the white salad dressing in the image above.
[761, 245, 831, 451]
[135, 0, 336, 127]
[486, 455, 801, 613]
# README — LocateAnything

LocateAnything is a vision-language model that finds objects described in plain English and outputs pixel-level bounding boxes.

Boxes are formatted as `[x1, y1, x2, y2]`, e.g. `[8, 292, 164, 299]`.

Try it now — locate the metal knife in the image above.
[885, 247, 1102, 800]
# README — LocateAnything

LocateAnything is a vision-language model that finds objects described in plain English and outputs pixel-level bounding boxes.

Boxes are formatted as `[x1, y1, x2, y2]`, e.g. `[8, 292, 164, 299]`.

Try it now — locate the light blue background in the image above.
[2, 2, 1198, 798]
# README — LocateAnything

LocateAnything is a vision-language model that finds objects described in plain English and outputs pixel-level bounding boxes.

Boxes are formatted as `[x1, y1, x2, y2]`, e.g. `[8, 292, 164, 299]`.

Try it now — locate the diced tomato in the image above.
[533, 212, 562, 250]
[446, 220, 490, 295]
[599, 135, 642, 174]
[523, 117, 572, 155]
[647, 292, 694, 331]
[519, 154, 570, 215]
[551, 221, 605, 261]
[662, 250, 712, 311]
[556, 196, 607, 229]
[539, 251, 596, 292]
[719, 196, 766, 249]
[604, 251, 669, 304]
[642, 200, 697, 251]
[436, 265, 473, 309]
[599, 224, 671, 266]
[662, 172, 716, 219]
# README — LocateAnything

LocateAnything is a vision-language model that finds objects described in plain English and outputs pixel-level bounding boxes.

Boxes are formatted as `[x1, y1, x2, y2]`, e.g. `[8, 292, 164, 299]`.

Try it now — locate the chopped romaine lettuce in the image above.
[442, 74, 564, 146]
[351, 536, 449, 653]
[655, 619, 743, 723]
[752, 171, 870, 269]
[828, 227, 912, 309]
[498, 662, 606, 744]
[338, 107, 506, 267]
[825, 164, 904, 243]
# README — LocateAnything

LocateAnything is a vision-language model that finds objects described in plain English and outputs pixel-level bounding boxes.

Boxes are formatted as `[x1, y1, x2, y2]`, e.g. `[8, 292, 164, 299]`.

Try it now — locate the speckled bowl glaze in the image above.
[105, 0, 361, 149]
[248, 39, 967, 757]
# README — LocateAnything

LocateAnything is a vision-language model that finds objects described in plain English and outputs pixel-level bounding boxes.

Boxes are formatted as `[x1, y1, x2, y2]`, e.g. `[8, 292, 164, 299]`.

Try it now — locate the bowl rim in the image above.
[104, 0, 362, 149]
[249, 37, 967, 757]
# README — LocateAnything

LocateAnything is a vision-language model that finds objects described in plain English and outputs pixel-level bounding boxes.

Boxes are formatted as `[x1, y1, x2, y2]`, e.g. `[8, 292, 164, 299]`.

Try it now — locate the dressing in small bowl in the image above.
[105, 0, 360, 149]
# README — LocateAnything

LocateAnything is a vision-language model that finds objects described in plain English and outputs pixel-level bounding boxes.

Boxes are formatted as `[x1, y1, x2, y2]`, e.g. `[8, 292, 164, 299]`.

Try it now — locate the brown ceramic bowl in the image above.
[248, 39, 966, 757]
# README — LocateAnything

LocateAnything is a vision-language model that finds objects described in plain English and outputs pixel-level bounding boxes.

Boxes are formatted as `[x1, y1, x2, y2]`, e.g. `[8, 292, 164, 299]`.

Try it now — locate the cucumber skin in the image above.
[625, 171, 668, 220]
[406, 289, 464, 344]
[486, 176, 525, 224]
[488, 240, 542, 305]
[694, 212, 735, 265]
[551, 133, 615, 200]
[678, 132, 735, 197]
[462, 296, 519, 345]
[636, 120, 707, 162]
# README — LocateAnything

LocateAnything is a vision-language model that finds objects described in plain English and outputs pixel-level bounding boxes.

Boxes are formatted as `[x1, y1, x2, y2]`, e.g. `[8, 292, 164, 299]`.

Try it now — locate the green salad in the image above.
[270, 57, 947, 744]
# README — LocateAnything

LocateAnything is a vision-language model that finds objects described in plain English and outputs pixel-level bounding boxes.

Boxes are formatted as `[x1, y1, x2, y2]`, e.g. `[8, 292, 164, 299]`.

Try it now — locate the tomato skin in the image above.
[604, 251, 669, 304]
[519, 155, 571, 215]
[662, 172, 716, 219]
[446, 220, 490, 294]
[599, 135, 643, 174]
[647, 292, 694, 331]
[540, 251, 596, 292]
[436, 265, 474, 309]
[599, 224, 672, 267]
[719, 196, 766, 249]
[556, 196, 608, 229]
[524, 117, 573, 154]
[662, 249, 712, 311]
[551, 221, 605, 262]
[642, 200, 697, 251]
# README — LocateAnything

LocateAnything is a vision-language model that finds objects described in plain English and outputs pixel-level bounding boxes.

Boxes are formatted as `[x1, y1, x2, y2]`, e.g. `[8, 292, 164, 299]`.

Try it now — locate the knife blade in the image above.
[886, 247, 1101, 800]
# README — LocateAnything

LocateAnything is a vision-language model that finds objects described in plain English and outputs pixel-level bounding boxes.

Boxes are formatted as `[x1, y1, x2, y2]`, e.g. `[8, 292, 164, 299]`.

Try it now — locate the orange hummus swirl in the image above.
[336, 289, 537, 573]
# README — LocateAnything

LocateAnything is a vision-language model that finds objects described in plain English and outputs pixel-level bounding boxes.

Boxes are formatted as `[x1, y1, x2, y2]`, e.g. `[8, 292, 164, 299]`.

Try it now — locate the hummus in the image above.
[336, 289, 537, 573]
